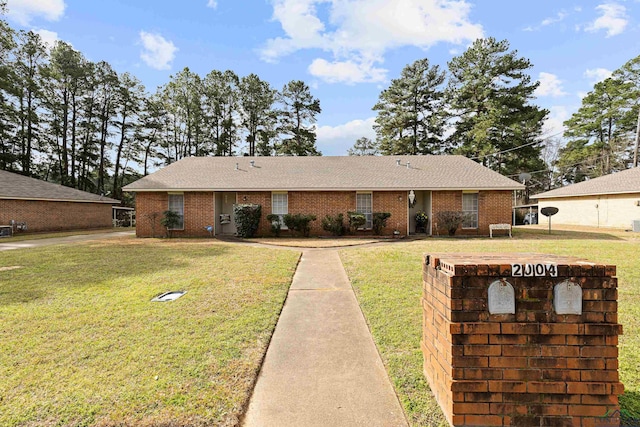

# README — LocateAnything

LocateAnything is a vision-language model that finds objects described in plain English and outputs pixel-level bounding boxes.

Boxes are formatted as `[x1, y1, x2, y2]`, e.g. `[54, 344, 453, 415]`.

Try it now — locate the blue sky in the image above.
[6, 0, 640, 156]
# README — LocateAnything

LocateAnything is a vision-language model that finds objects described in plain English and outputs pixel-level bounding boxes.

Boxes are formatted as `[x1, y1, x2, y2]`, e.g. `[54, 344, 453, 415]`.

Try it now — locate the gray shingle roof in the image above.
[123, 155, 523, 192]
[0, 169, 120, 203]
[534, 167, 640, 199]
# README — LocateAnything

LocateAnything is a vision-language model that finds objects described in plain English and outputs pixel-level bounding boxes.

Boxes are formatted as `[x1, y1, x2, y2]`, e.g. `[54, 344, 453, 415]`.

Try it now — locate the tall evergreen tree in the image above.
[239, 73, 277, 156]
[202, 70, 239, 156]
[112, 72, 144, 200]
[277, 80, 321, 156]
[447, 38, 548, 176]
[556, 64, 639, 183]
[0, 1, 17, 170]
[41, 41, 89, 186]
[348, 137, 379, 156]
[94, 61, 118, 194]
[373, 58, 446, 155]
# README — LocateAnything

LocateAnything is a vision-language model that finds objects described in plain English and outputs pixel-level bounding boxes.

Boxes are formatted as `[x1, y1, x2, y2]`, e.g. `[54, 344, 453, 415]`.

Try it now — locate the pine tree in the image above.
[239, 73, 277, 156]
[348, 137, 379, 156]
[277, 80, 321, 156]
[373, 58, 446, 155]
[447, 38, 548, 176]
[201, 70, 239, 156]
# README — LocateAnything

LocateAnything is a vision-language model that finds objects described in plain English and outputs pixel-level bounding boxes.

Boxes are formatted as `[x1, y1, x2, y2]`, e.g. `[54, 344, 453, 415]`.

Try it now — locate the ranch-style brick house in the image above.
[123, 155, 523, 238]
[0, 169, 120, 233]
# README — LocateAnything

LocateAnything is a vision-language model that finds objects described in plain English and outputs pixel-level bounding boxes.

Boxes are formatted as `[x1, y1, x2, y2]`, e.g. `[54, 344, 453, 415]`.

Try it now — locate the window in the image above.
[462, 192, 478, 229]
[356, 193, 373, 229]
[272, 192, 288, 228]
[168, 194, 184, 229]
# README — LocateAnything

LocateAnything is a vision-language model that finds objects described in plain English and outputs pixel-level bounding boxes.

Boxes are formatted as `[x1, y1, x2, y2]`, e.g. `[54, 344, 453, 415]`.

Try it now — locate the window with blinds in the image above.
[168, 194, 184, 229]
[462, 193, 478, 229]
[356, 193, 372, 229]
[272, 192, 288, 228]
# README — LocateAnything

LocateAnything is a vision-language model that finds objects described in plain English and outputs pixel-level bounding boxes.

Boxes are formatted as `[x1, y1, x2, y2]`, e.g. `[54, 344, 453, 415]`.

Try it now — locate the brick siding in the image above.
[422, 253, 623, 427]
[135, 192, 215, 237]
[134, 189, 513, 237]
[432, 191, 512, 236]
[0, 199, 112, 233]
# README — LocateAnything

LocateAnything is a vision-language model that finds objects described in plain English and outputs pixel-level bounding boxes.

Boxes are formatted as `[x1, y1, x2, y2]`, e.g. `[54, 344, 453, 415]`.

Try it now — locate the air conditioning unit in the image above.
[633, 220, 640, 232]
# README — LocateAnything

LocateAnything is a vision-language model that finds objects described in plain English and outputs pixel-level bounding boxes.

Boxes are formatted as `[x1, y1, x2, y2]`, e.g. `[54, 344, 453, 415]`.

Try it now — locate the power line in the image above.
[469, 130, 564, 160]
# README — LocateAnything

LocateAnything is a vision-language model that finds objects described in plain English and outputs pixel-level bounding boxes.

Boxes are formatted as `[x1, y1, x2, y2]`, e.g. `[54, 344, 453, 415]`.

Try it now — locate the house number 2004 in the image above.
[511, 263, 558, 277]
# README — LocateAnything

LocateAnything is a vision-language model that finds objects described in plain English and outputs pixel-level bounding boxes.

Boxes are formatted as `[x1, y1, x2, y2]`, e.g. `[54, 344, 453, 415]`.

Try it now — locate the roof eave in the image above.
[0, 196, 121, 204]
[124, 186, 523, 192]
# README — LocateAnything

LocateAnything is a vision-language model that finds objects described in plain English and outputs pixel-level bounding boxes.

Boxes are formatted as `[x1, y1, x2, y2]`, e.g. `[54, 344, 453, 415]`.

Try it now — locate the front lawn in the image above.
[0, 238, 300, 426]
[340, 230, 640, 426]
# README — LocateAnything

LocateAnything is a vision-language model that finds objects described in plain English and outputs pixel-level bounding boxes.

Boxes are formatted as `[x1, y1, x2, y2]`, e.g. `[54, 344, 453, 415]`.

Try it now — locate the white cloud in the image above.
[585, 3, 628, 37]
[32, 29, 59, 51]
[541, 11, 568, 27]
[535, 72, 567, 98]
[584, 67, 612, 84]
[261, 0, 483, 84]
[316, 117, 376, 155]
[6, 0, 65, 26]
[543, 106, 571, 138]
[524, 10, 568, 32]
[207, 0, 218, 9]
[139, 31, 178, 70]
[308, 58, 387, 84]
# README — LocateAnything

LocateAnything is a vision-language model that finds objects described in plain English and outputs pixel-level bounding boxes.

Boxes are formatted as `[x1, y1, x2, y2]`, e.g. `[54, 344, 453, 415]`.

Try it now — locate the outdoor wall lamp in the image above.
[408, 190, 416, 208]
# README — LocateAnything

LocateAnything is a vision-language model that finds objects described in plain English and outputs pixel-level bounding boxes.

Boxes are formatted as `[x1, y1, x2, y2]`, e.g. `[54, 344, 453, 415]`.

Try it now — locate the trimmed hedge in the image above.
[233, 204, 262, 237]
[283, 213, 317, 237]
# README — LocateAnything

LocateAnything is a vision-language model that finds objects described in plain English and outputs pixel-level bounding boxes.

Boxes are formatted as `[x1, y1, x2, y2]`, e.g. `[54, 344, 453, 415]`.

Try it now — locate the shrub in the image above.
[233, 204, 262, 237]
[160, 210, 181, 238]
[283, 213, 317, 237]
[347, 211, 366, 232]
[435, 211, 466, 236]
[321, 213, 346, 236]
[372, 212, 391, 235]
[266, 214, 283, 237]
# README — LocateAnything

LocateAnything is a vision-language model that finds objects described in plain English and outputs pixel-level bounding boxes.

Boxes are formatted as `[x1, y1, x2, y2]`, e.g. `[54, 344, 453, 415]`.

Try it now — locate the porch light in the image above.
[408, 190, 416, 208]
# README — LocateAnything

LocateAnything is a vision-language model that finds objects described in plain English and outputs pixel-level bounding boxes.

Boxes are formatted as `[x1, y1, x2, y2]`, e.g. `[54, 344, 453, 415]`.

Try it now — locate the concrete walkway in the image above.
[243, 249, 408, 427]
[0, 230, 134, 251]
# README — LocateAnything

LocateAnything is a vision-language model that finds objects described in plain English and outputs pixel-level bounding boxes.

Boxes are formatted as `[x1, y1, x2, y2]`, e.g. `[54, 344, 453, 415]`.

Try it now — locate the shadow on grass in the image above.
[0, 239, 234, 306]
[620, 391, 640, 427]
[514, 228, 625, 241]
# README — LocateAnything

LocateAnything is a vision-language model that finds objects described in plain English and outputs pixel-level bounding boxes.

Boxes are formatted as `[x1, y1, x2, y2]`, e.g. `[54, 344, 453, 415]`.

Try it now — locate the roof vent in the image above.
[406, 161, 411, 169]
[235, 162, 239, 171]
[396, 159, 401, 166]
[250, 160, 255, 168]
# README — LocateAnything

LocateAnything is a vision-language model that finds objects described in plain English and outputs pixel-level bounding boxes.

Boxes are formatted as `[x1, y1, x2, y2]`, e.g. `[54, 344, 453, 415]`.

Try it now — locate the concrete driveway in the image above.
[0, 230, 134, 251]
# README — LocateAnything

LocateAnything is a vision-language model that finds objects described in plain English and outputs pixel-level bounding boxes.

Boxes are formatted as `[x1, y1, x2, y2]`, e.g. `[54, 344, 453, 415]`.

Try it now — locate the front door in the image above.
[408, 190, 432, 235]
[215, 192, 237, 235]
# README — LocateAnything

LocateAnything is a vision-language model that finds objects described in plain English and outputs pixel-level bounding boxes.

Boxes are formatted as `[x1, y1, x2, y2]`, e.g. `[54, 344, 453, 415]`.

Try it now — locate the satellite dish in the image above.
[519, 173, 532, 184]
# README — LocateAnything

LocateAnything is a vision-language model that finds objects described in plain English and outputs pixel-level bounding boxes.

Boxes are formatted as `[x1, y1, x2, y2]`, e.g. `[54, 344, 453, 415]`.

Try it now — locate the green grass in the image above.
[0, 237, 300, 426]
[340, 229, 640, 426]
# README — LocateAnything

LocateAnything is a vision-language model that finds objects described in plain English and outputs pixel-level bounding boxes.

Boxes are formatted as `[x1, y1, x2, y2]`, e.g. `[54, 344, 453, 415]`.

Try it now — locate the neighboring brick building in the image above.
[123, 155, 523, 238]
[0, 170, 120, 233]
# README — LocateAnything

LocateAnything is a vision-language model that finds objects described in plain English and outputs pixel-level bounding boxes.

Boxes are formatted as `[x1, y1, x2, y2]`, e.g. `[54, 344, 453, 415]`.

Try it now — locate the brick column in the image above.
[422, 253, 623, 427]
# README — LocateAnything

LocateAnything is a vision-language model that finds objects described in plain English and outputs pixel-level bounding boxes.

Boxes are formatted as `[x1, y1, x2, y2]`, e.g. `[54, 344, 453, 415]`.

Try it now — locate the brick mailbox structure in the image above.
[421, 253, 623, 427]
